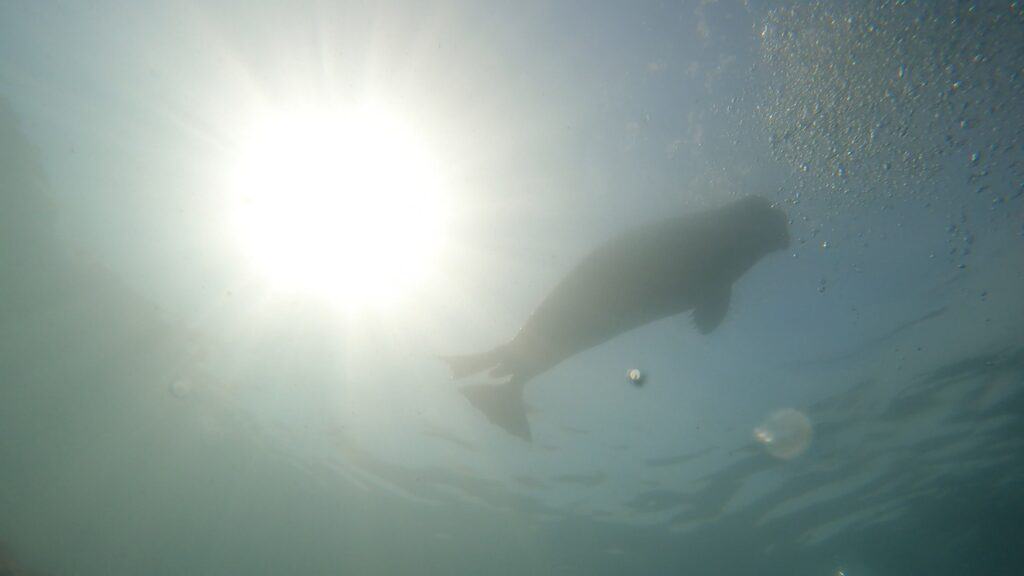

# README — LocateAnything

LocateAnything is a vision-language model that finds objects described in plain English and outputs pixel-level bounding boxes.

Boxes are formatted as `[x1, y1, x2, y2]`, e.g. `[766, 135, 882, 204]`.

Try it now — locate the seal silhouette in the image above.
[442, 195, 790, 440]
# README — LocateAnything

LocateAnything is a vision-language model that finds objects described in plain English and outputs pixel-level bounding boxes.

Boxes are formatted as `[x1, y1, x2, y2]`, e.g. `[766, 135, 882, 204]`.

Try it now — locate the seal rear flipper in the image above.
[693, 284, 731, 334]
[460, 379, 531, 441]
[439, 345, 508, 379]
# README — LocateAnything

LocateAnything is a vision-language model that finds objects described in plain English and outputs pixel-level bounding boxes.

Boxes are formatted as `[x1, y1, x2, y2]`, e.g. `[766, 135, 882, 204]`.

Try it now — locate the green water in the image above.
[2, 2, 1023, 574]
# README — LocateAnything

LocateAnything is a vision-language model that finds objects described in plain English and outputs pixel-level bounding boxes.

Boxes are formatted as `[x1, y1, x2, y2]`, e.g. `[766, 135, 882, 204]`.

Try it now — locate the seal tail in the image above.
[459, 378, 531, 441]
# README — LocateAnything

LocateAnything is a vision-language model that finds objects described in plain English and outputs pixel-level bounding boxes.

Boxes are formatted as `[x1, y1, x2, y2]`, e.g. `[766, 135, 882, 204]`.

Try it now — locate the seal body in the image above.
[443, 195, 789, 439]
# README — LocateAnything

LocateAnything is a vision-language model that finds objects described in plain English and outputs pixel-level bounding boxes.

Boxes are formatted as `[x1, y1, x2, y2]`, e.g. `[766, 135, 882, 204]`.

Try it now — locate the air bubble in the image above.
[753, 408, 813, 460]
[627, 368, 644, 386]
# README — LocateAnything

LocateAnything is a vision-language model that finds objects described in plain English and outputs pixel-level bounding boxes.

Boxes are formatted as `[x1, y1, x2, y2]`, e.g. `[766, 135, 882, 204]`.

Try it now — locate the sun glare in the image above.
[229, 105, 446, 308]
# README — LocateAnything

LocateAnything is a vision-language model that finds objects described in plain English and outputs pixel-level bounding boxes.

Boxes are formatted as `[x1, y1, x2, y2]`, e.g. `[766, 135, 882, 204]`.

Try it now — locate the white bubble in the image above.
[753, 408, 813, 460]
[627, 368, 644, 385]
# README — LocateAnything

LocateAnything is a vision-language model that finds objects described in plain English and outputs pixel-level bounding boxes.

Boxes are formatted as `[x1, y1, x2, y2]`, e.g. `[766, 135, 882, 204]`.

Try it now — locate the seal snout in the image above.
[745, 196, 790, 252]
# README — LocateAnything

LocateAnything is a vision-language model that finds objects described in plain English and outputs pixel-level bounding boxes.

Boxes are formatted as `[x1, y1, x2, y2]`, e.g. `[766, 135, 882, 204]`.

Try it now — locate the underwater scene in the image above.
[1, 1, 1023, 574]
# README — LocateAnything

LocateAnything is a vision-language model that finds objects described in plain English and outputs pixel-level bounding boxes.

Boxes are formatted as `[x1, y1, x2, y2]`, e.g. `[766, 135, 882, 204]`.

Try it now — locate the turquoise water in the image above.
[1, 2, 1022, 574]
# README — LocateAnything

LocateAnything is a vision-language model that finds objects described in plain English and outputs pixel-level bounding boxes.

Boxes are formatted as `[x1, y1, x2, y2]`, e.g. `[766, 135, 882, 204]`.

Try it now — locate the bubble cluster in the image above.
[754, 2, 1024, 207]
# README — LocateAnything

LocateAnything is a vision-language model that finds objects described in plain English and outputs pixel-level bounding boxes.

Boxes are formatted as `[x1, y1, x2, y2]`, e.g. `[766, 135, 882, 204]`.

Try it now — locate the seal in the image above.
[441, 195, 790, 440]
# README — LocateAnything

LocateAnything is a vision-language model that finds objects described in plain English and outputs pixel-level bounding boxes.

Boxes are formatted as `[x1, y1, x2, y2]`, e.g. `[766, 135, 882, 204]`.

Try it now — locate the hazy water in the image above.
[1, 1, 1023, 575]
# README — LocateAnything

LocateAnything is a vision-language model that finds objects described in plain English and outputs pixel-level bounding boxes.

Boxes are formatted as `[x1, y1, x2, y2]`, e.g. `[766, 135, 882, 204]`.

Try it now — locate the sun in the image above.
[229, 104, 447, 308]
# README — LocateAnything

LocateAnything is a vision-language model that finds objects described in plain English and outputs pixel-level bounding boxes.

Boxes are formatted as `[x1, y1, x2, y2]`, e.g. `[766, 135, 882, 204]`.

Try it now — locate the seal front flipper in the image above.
[460, 378, 531, 441]
[693, 285, 731, 334]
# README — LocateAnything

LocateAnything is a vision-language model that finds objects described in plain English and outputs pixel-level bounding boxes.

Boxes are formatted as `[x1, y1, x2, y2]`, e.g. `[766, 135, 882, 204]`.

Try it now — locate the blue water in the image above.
[1, 1, 1022, 575]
